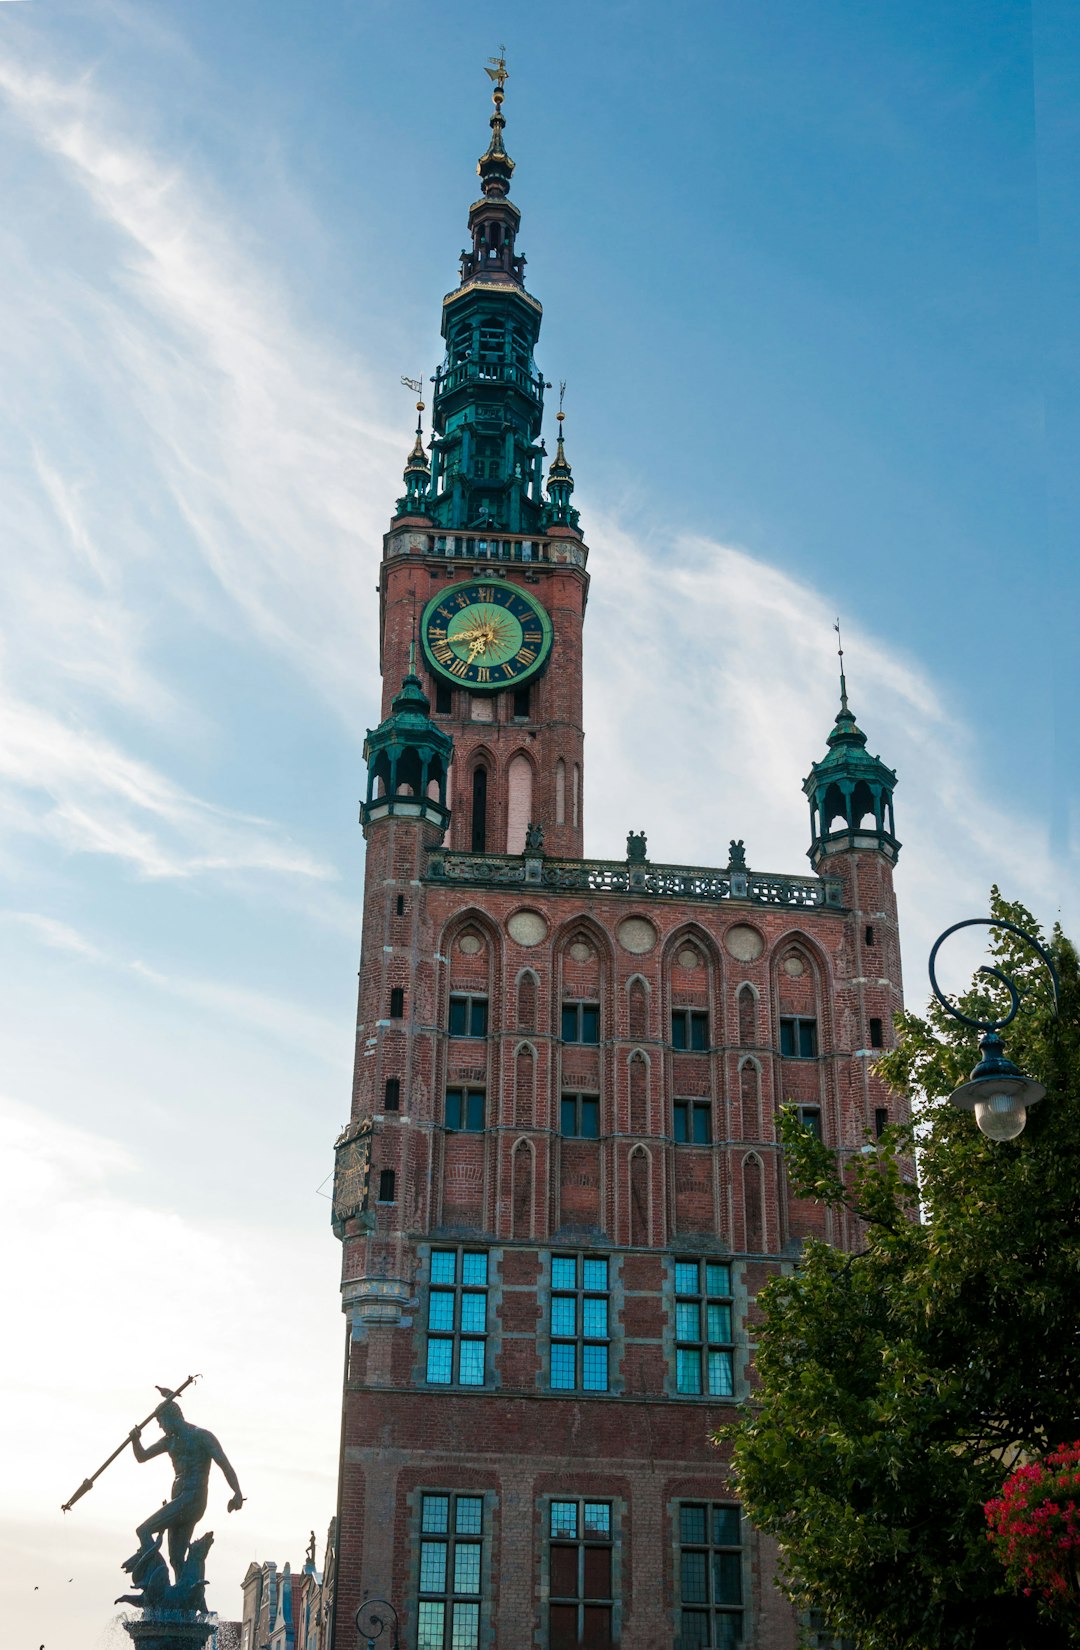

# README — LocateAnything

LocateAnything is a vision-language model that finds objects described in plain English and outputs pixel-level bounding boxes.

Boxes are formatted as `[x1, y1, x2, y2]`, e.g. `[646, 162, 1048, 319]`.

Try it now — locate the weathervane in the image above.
[484, 48, 509, 104]
[834, 617, 849, 712]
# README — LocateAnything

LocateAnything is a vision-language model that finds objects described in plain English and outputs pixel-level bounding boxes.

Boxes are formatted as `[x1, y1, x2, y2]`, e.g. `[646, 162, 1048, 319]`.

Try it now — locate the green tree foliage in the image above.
[725, 892, 1080, 1649]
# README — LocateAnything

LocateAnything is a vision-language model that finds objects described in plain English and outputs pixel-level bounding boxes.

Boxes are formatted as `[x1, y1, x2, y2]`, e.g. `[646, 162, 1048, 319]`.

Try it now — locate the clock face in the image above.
[421, 580, 554, 692]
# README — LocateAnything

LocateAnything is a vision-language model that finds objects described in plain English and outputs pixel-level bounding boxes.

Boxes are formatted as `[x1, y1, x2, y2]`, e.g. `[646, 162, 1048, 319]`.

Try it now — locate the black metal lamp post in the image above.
[355, 1595, 401, 1650]
[929, 917, 1059, 1141]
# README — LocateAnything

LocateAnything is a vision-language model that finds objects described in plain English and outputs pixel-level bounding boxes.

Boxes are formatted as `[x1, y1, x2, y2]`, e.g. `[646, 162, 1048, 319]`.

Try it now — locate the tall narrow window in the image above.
[796, 1105, 822, 1140]
[572, 763, 581, 828]
[672, 1009, 709, 1051]
[874, 1107, 889, 1138]
[506, 753, 532, 854]
[389, 987, 405, 1019]
[549, 1500, 614, 1650]
[869, 1016, 884, 1049]
[555, 759, 566, 825]
[677, 1502, 743, 1647]
[417, 1492, 484, 1650]
[448, 994, 488, 1037]
[780, 1015, 818, 1058]
[513, 685, 531, 718]
[550, 1255, 609, 1392]
[674, 1259, 734, 1397]
[425, 1250, 488, 1386]
[471, 765, 487, 852]
[865, 923, 875, 947]
[377, 1169, 396, 1203]
[384, 1077, 401, 1111]
[434, 681, 452, 715]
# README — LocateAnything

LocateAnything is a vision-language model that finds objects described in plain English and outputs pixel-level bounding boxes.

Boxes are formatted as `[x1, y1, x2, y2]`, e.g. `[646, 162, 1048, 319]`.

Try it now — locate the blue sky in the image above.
[0, 3, 1076, 1642]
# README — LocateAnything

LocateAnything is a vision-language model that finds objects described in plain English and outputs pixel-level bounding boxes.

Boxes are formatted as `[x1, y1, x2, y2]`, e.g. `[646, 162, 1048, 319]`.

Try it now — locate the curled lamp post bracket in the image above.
[356, 1596, 400, 1650]
[928, 917, 1059, 1034]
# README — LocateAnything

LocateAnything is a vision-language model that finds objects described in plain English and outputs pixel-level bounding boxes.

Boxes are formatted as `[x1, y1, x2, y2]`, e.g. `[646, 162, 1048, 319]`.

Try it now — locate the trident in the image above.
[61, 1374, 201, 1513]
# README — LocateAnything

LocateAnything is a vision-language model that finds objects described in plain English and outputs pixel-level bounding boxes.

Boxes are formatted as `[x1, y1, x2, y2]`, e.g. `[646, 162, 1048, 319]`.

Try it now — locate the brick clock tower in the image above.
[330, 62, 905, 1650]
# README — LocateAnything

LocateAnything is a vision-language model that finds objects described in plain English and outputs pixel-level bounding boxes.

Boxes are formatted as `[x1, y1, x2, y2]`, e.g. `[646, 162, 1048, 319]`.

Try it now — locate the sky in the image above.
[0, 1, 1077, 1643]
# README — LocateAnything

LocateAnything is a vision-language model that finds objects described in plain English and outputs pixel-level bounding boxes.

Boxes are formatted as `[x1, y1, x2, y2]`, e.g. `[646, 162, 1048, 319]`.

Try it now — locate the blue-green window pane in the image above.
[583, 1502, 610, 1537]
[676, 1301, 701, 1341]
[692, 1105, 712, 1144]
[551, 1296, 576, 1338]
[417, 1600, 445, 1650]
[460, 1292, 487, 1333]
[677, 1348, 703, 1394]
[552, 1256, 576, 1290]
[419, 1540, 447, 1593]
[455, 1496, 483, 1536]
[707, 1350, 734, 1397]
[680, 1505, 707, 1544]
[713, 1506, 740, 1546]
[431, 1251, 457, 1285]
[422, 1495, 450, 1534]
[681, 1549, 708, 1604]
[675, 1262, 699, 1295]
[426, 1339, 453, 1384]
[458, 1339, 485, 1385]
[582, 1258, 608, 1292]
[465, 1091, 485, 1130]
[673, 1102, 689, 1143]
[461, 1252, 488, 1287]
[454, 1542, 482, 1593]
[561, 1005, 579, 1041]
[714, 1551, 743, 1605]
[551, 1501, 577, 1538]
[680, 1612, 710, 1648]
[446, 1090, 464, 1129]
[582, 1343, 608, 1391]
[561, 1096, 577, 1134]
[451, 1601, 479, 1650]
[706, 1262, 731, 1297]
[716, 1615, 743, 1648]
[551, 1343, 576, 1389]
[582, 1297, 608, 1339]
[707, 1303, 732, 1343]
[428, 1290, 455, 1331]
[581, 1004, 600, 1043]
[580, 1097, 600, 1137]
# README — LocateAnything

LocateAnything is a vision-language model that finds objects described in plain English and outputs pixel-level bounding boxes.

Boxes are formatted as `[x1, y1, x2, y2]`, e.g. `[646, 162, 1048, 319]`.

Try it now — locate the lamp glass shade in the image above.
[974, 1093, 1027, 1141]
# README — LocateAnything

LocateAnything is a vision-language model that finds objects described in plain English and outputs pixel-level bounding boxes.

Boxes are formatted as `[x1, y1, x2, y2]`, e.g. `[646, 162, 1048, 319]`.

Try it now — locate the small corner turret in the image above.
[361, 654, 454, 835]
[544, 390, 580, 532]
[804, 630, 899, 871]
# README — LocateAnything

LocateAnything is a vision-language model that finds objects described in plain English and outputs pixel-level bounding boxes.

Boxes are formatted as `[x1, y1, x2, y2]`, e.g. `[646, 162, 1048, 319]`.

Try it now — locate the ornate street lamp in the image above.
[355, 1595, 401, 1650]
[929, 917, 1059, 1141]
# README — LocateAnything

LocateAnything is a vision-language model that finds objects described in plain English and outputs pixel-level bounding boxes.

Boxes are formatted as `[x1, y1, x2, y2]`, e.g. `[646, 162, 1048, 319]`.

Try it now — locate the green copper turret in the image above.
[393, 59, 579, 538]
[804, 656, 899, 867]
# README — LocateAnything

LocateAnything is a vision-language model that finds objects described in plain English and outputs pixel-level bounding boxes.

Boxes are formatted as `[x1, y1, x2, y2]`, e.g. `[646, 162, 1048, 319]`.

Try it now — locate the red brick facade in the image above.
[330, 518, 905, 1649]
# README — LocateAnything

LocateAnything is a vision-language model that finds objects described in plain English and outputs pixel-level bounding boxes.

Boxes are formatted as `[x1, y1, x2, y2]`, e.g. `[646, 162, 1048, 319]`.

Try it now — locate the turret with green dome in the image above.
[804, 641, 899, 869]
[361, 653, 454, 835]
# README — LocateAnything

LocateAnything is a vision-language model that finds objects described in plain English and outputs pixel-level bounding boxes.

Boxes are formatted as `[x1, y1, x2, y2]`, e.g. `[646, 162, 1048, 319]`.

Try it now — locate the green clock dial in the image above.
[421, 579, 554, 692]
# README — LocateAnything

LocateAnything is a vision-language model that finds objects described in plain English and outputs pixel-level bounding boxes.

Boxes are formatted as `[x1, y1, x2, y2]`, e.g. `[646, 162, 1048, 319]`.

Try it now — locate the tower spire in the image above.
[395, 376, 432, 519]
[834, 617, 849, 713]
[545, 381, 579, 530]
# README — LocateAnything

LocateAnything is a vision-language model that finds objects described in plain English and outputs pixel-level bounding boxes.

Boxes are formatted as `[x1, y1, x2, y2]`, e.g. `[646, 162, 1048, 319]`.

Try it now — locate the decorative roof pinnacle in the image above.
[478, 50, 515, 192]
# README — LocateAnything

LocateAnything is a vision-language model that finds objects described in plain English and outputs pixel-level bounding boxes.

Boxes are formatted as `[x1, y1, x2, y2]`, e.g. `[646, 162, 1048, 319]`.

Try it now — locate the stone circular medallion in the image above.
[676, 946, 701, 969]
[457, 932, 484, 955]
[617, 916, 657, 955]
[782, 953, 806, 977]
[507, 909, 547, 947]
[569, 939, 594, 962]
[725, 923, 764, 962]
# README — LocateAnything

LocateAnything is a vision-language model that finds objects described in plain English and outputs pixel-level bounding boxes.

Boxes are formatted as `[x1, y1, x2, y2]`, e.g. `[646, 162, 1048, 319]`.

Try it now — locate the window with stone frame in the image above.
[550, 1254, 609, 1392]
[548, 1498, 614, 1649]
[674, 1259, 734, 1398]
[561, 1091, 600, 1139]
[416, 1491, 485, 1650]
[425, 1250, 489, 1387]
[673, 1097, 713, 1144]
[562, 1000, 600, 1044]
[676, 1501, 744, 1647]
[448, 993, 488, 1038]
[445, 1087, 485, 1132]
[795, 1104, 822, 1140]
[672, 1008, 709, 1051]
[779, 1015, 818, 1058]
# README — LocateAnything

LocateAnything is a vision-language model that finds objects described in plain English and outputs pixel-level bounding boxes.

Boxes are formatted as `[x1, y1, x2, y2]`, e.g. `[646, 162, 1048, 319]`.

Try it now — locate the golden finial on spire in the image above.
[484, 47, 509, 108]
[557, 380, 567, 424]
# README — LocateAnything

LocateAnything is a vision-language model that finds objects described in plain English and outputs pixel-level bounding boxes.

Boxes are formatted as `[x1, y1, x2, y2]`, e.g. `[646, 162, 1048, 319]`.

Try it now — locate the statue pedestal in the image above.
[123, 1611, 215, 1650]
